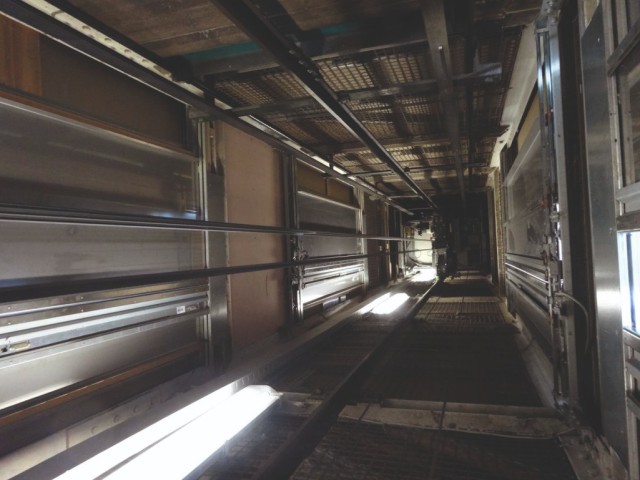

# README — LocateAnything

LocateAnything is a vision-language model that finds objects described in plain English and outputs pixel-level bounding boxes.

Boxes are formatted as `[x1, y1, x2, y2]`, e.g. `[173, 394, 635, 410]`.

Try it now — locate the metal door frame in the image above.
[535, 1, 580, 407]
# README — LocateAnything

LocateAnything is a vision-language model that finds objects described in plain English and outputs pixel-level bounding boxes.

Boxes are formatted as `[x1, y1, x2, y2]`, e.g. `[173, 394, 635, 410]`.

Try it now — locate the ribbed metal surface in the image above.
[291, 420, 577, 480]
[200, 414, 305, 480]
[359, 327, 540, 405]
[358, 275, 539, 405]
[415, 296, 514, 332]
[266, 319, 396, 395]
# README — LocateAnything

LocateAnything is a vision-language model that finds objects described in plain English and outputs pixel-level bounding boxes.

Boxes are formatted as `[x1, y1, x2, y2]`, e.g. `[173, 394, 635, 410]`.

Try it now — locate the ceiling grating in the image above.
[62, 0, 539, 208]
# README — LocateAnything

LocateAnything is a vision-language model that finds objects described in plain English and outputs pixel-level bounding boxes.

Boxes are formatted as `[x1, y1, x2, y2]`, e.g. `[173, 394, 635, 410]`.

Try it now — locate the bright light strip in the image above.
[358, 293, 391, 314]
[55, 383, 240, 480]
[105, 386, 280, 480]
[371, 293, 410, 315]
[410, 267, 437, 283]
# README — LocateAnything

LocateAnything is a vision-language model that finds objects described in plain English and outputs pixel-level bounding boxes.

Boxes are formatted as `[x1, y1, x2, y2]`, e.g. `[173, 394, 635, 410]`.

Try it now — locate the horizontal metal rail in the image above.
[0, 249, 429, 302]
[0, 205, 428, 242]
[505, 262, 549, 285]
[251, 279, 439, 479]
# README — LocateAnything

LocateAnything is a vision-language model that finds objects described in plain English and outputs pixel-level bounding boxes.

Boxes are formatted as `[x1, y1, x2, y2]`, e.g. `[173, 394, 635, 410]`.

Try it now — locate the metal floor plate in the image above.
[200, 414, 305, 480]
[358, 327, 541, 406]
[291, 420, 577, 480]
[201, 274, 564, 478]
[414, 296, 516, 333]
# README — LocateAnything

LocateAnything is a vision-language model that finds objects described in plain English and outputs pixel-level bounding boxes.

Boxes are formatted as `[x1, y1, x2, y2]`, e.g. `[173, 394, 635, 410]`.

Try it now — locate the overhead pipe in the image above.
[0, 204, 428, 242]
[1, 248, 431, 302]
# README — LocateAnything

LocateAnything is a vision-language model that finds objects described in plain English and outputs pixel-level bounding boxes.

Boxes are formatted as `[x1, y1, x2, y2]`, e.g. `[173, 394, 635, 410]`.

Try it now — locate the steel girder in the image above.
[212, 0, 438, 210]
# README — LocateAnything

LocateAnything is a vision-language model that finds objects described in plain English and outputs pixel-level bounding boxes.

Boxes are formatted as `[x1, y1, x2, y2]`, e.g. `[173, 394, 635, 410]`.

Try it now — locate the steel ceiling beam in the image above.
[194, 13, 427, 76]
[347, 162, 486, 178]
[343, 63, 501, 101]
[329, 126, 507, 154]
[0, 0, 412, 215]
[228, 63, 502, 117]
[211, 0, 438, 210]
[421, 0, 466, 205]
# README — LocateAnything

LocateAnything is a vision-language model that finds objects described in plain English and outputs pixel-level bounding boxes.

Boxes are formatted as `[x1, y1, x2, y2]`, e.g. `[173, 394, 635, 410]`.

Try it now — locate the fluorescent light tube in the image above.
[104, 385, 280, 479]
[55, 383, 273, 480]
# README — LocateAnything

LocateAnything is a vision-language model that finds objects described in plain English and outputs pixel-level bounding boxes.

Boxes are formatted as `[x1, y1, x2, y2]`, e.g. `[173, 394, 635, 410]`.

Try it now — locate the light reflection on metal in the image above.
[505, 263, 549, 284]
[372, 293, 410, 315]
[55, 385, 279, 480]
[105, 386, 279, 480]
[358, 293, 392, 314]
[410, 267, 437, 283]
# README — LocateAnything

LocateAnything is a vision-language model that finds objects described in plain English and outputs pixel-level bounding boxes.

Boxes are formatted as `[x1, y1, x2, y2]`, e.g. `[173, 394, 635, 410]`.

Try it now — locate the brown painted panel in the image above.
[40, 38, 186, 147]
[223, 124, 287, 349]
[297, 162, 326, 196]
[327, 178, 354, 206]
[297, 162, 357, 207]
[517, 91, 539, 152]
[0, 15, 41, 95]
[67, 0, 247, 56]
[365, 195, 389, 288]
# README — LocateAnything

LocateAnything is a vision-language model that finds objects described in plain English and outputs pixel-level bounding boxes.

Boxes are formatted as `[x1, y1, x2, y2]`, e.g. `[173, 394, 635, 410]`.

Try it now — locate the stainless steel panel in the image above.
[504, 127, 547, 258]
[0, 280, 208, 409]
[301, 235, 361, 258]
[506, 268, 548, 302]
[505, 253, 546, 272]
[297, 193, 359, 231]
[0, 220, 205, 285]
[503, 121, 554, 360]
[582, 5, 628, 461]
[507, 277, 552, 356]
[0, 97, 197, 217]
[0, 293, 207, 355]
[0, 281, 208, 328]
[0, 318, 199, 411]
[200, 122, 230, 367]
[300, 272, 363, 306]
[297, 192, 364, 305]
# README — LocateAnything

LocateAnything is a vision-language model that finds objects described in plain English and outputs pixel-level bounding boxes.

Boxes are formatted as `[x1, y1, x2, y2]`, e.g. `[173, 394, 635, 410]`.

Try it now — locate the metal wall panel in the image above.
[504, 127, 546, 259]
[0, 97, 197, 217]
[0, 221, 205, 286]
[581, 5, 628, 462]
[365, 195, 388, 288]
[0, 281, 207, 410]
[297, 192, 364, 307]
[223, 124, 286, 348]
[504, 124, 552, 355]
[0, 96, 209, 421]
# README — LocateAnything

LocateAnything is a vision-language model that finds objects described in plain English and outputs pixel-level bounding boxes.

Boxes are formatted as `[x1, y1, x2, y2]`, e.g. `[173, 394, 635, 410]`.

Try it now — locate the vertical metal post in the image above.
[536, 12, 579, 406]
[283, 153, 304, 324]
[198, 119, 231, 370]
[357, 189, 369, 291]
[583, 1, 629, 465]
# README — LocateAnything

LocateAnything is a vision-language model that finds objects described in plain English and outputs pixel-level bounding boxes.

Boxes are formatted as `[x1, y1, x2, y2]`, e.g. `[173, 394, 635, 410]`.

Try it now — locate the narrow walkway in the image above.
[360, 274, 540, 406]
[292, 272, 576, 480]
[201, 273, 579, 479]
